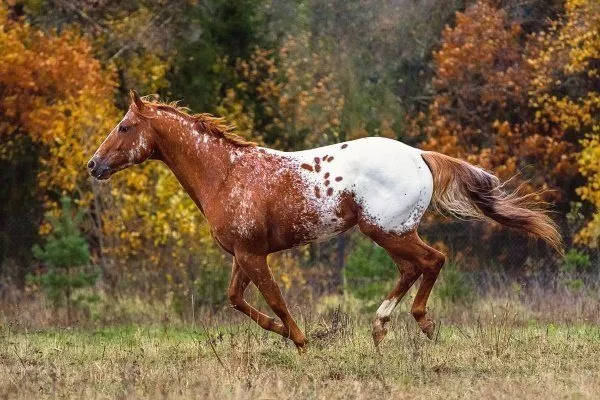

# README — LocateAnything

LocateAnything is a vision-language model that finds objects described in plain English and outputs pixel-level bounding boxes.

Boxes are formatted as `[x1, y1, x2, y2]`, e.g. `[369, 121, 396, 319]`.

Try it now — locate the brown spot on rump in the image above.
[335, 176, 343, 182]
[322, 155, 328, 161]
[314, 186, 321, 198]
[314, 157, 321, 164]
[326, 156, 334, 162]
[301, 163, 314, 171]
[341, 144, 348, 149]
[315, 164, 321, 173]
[324, 172, 330, 179]
[326, 187, 333, 196]
[324, 180, 330, 186]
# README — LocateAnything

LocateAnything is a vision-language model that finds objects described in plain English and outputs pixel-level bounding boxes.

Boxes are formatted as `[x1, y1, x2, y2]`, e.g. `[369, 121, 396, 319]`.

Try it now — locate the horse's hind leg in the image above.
[372, 259, 421, 347]
[233, 252, 307, 352]
[409, 242, 446, 339]
[359, 224, 445, 345]
[228, 258, 289, 337]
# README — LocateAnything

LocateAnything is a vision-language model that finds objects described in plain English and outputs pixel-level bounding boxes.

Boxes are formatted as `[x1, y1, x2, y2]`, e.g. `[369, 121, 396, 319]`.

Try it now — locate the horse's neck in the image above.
[154, 120, 240, 212]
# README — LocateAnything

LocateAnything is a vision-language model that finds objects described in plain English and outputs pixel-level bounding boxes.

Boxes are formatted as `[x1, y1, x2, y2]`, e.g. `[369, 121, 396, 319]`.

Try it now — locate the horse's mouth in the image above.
[90, 167, 112, 180]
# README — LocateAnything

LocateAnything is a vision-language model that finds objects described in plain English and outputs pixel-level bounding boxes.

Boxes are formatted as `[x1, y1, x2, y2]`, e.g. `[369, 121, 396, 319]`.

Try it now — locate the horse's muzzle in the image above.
[87, 157, 111, 180]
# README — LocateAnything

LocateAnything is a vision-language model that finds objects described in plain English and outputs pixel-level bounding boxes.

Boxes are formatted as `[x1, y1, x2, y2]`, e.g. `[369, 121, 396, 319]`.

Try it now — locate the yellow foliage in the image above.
[526, 0, 599, 245]
[411, 0, 594, 211]
[0, 5, 220, 291]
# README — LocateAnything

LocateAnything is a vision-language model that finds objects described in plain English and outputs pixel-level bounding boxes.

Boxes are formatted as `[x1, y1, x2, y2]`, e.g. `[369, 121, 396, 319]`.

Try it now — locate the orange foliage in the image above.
[0, 4, 118, 223]
[0, 6, 221, 295]
[0, 7, 115, 147]
[410, 1, 578, 204]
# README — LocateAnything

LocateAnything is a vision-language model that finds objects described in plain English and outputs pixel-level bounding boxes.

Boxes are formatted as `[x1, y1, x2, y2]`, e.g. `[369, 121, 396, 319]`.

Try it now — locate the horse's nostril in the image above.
[88, 160, 95, 170]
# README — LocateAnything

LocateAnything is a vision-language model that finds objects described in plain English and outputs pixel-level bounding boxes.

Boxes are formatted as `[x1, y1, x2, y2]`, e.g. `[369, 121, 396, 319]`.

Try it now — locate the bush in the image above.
[437, 263, 473, 305]
[344, 235, 395, 308]
[561, 249, 592, 273]
[193, 264, 231, 309]
[27, 197, 99, 323]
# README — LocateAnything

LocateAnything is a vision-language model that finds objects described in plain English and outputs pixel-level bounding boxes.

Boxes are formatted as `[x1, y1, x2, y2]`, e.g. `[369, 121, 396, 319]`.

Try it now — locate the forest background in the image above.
[0, 0, 598, 325]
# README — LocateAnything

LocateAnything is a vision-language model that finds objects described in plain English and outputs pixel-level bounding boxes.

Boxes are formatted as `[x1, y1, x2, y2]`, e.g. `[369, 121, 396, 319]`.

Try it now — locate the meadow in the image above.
[1, 1, 599, 398]
[2, 284, 599, 400]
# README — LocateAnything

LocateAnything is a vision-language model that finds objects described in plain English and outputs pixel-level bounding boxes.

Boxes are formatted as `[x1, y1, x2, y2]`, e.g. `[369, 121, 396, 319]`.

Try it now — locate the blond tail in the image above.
[421, 151, 563, 254]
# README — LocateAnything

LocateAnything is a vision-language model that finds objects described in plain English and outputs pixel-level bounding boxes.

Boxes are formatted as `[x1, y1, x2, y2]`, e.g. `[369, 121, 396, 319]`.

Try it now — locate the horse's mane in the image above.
[135, 98, 256, 147]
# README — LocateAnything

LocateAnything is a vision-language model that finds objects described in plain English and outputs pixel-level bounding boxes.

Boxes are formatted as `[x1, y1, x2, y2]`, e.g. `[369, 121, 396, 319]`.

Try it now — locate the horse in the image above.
[88, 90, 562, 353]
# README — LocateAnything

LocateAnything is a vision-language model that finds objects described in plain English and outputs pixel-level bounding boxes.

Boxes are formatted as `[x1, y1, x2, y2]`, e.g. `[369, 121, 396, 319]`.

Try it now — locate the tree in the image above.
[167, 0, 265, 112]
[0, 3, 117, 282]
[0, 4, 227, 299]
[217, 34, 345, 150]
[410, 1, 574, 193]
[537, 0, 600, 246]
[28, 197, 99, 323]
[407, 0, 591, 265]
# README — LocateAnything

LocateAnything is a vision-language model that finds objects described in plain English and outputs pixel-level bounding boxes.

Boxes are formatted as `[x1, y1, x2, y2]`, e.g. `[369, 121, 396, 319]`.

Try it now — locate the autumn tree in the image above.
[411, 0, 579, 201]
[217, 34, 345, 150]
[0, 5, 225, 304]
[536, 0, 600, 246]
[407, 0, 594, 265]
[0, 4, 117, 282]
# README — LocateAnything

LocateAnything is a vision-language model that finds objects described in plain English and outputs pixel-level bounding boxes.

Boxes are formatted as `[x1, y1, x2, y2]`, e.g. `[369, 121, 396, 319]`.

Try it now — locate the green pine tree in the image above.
[28, 197, 99, 324]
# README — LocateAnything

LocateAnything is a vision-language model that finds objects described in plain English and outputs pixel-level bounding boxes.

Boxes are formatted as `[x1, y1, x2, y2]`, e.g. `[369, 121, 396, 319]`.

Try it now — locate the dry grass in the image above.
[1, 274, 599, 399]
[1, 306, 599, 399]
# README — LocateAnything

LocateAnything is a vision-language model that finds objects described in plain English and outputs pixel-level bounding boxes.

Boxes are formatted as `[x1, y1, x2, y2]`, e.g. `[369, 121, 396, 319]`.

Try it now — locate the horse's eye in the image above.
[118, 125, 129, 133]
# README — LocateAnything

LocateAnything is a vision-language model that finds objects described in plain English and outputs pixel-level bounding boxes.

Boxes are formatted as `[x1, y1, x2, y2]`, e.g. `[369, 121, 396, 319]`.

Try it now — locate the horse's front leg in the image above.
[233, 251, 307, 352]
[228, 258, 289, 337]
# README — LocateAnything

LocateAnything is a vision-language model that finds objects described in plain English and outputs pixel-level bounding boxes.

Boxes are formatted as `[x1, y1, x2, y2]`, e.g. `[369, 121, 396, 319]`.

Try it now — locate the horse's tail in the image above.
[420, 151, 563, 254]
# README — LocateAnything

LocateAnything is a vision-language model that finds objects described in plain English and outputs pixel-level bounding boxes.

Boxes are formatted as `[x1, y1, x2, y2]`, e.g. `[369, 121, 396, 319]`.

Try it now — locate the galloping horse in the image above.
[88, 90, 562, 352]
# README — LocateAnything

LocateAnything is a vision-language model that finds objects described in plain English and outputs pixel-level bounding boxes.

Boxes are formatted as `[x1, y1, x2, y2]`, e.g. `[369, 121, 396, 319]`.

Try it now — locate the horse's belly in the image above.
[281, 198, 356, 247]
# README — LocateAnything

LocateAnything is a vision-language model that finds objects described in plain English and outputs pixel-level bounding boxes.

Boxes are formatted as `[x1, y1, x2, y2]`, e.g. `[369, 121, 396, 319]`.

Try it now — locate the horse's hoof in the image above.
[372, 319, 388, 347]
[420, 319, 436, 340]
[296, 343, 308, 355]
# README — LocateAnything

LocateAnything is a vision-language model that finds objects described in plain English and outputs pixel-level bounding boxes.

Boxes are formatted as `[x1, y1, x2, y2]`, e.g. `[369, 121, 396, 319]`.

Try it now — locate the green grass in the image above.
[1, 315, 599, 399]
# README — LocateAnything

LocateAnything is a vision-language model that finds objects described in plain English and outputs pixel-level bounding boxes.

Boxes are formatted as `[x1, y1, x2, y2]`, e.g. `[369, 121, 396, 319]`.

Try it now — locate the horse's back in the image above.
[272, 137, 433, 236]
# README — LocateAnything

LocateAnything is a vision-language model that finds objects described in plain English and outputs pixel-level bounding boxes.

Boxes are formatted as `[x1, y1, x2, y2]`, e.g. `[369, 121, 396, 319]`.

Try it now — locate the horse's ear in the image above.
[129, 89, 144, 110]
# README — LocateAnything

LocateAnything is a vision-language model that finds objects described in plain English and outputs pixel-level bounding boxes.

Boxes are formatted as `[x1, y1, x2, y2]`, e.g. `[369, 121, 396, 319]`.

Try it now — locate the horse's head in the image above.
[88, 90, 156, 180]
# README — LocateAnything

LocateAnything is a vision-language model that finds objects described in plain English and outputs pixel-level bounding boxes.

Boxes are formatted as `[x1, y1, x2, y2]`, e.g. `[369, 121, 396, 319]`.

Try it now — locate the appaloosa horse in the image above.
[88, 90, 562, 352]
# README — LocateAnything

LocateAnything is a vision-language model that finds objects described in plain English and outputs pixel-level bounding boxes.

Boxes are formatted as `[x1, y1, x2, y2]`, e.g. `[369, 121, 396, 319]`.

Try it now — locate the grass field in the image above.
[2, 306, 599, 400]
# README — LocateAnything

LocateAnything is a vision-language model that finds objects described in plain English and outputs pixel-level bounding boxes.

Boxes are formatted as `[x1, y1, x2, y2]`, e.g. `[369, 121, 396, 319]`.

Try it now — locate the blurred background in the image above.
[0, 0, 598, 327]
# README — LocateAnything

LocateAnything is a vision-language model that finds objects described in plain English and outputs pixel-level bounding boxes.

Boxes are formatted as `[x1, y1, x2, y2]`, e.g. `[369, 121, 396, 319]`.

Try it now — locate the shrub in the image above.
[344, 235, 395, 308]
[437, 262, 473, 305]
[561, 249, 592, 273]
[27, 197, 99, 323]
